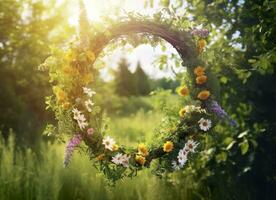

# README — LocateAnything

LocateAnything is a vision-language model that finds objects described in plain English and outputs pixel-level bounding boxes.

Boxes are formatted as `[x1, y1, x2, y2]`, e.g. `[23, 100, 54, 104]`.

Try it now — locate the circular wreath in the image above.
[42, 16, 237, 183]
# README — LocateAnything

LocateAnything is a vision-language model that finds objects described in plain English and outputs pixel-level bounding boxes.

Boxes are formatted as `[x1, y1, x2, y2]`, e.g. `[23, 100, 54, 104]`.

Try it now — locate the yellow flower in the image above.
[197, 90, 210, 100]
[198, 39, 206, 52]
[163, 141, 174, 153]
[82, 72, 93, 85]
[62, 66, 78, 76]
[86, 51, 95, 62]
[53, 87, 67, 103]
[138, 143, 149, 156]
[179, 108, 186, 118]
[177, 86, 189, 97]
[196, 75, 208, 85]
[65, 49, 76, 61]
[135, 155, 146, 166]
[62, 101, 70, 109]
[194, 66, 205, 76]
[97, 154, 105, 161]
[112, 144, 119, 151]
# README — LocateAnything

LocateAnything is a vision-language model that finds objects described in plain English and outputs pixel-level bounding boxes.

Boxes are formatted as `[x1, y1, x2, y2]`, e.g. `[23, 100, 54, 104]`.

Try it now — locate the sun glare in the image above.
[67, 0, 155, 26]
[66, 0, 181, 80]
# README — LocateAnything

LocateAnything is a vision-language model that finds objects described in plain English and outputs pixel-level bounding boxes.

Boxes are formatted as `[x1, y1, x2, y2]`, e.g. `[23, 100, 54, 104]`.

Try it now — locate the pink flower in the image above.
[87, 128, 94, 136]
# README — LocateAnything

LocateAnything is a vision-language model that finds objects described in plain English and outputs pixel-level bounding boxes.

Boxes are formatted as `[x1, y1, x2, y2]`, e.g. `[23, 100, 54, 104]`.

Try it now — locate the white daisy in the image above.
[184, 139, 199, 153]
[198, 118, 212, 131]
[184, 105, 206, 114]
[112, 153, 123, 165]
[72, 108, 81, 116]
[120, 154, 130, 168]
[102, 136, 116, 151]
[78, 120, 88, 130]
[177, 149, 188, 166]
[72, 108, 88, 130]
[172, 160, 181, 171]
[74, 113, 85, 121]
[85, 99, 94, 112]
[111, 153, 130, 167]
[83, 87, 96, 97]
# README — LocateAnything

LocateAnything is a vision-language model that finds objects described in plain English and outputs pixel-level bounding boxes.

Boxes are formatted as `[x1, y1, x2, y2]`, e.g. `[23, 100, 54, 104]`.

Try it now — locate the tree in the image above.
[0, 0, 74, 143]
[134, 62, 151, 95]
[143, 0, 276, 198]
[114, 58, 137, 96]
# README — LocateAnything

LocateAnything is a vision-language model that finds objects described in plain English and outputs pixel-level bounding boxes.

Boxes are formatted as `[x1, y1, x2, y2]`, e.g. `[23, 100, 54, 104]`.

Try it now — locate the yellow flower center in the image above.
[138, 144, 148, 156]
[163, 141, 174, 152]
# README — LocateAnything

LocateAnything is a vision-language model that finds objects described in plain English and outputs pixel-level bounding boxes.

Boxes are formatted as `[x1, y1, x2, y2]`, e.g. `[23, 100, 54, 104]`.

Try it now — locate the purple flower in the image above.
[64, 134, 82, 167]
[208, 100, 238, 126]
[191, 28, 209, 38]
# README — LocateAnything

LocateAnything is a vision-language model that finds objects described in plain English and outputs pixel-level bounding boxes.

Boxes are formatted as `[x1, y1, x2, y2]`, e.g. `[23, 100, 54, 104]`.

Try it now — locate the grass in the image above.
[0, 102, 195, 200]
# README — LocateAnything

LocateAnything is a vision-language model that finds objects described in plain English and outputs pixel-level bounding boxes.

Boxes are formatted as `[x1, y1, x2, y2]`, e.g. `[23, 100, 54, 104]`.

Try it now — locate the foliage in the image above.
[0, 126, 212, 200]
[0, 0, 74, 143]
[0, 0, 275, 198]
[142, 0, 276, 199]
[40, 11, 231, 184]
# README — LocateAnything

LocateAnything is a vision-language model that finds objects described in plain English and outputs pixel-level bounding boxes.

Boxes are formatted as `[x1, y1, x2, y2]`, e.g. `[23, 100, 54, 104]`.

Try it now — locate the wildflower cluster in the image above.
[41, 18, 237, 184]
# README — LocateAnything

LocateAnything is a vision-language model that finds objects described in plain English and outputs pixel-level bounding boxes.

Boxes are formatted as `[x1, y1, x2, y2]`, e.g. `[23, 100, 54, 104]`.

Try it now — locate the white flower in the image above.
[111, 153, 130, 167]
[74, 113, 85, 121]
[184, 139, 199, 153]
[112, 153, 123, 165]
[184, 105, 206, 114]
[120, 154, 130, 168]
[85, 99, 94, 112]
[198, 118, 212, 131]
[72, 108, 88, 130]
[83, 87, 96, 97]
[177, 149, 188, 166]
[172, 160, 181, 171]
[102, 136, 116, 151]
[72, 108, 81, 116]
[78, 120, 88, 130]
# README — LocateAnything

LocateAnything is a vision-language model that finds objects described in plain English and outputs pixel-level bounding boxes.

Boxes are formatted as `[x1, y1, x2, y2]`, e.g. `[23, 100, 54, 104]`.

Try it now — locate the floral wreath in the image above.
[41, 16, 237, 184]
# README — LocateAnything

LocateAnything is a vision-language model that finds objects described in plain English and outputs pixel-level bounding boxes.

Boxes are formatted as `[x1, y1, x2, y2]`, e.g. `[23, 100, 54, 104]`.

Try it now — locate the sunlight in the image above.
[67, 0, 151, 26]
[65, 0, 181, 80]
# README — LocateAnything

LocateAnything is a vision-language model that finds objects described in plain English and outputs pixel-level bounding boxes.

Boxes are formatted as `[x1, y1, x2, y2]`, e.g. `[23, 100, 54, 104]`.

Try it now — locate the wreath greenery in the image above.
[41, 10, 237, 184]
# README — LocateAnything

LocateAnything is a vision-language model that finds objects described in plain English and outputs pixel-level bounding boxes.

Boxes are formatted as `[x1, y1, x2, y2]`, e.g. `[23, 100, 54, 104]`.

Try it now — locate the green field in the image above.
[0, 106, 196, 200]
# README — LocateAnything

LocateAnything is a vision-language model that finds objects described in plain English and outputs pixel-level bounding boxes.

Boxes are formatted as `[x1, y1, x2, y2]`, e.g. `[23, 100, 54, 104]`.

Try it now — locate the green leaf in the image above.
[238, 130, 248, 138]
[224, 137, 233, 145]
[215, 152, 227, 163]
[239, 140, 249, 155]
[226, 141, 236, 150]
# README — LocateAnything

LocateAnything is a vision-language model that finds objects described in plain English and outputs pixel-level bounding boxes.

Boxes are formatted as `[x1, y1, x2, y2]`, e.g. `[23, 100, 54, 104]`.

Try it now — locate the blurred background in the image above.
[0, 0, 275, 199]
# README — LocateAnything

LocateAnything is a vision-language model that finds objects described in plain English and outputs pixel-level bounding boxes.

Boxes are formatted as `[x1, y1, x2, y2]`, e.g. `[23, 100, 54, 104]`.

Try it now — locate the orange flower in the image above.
[194, 66, 205, 76]
[138, 144, 149, 156]
[135, 155, 146, 166]
[179, 108, 186, 118]
[177, 86, 189, 96]
[196, 75, 208, 85]
[197, 90, 210, 100]
[97, 154, 105, 161]
[163, 141, 174, 153]
[198, 39, 206, 52]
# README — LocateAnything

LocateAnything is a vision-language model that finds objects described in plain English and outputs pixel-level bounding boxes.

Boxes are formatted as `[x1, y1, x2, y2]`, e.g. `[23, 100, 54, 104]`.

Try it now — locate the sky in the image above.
[65, 0, 183, 80]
